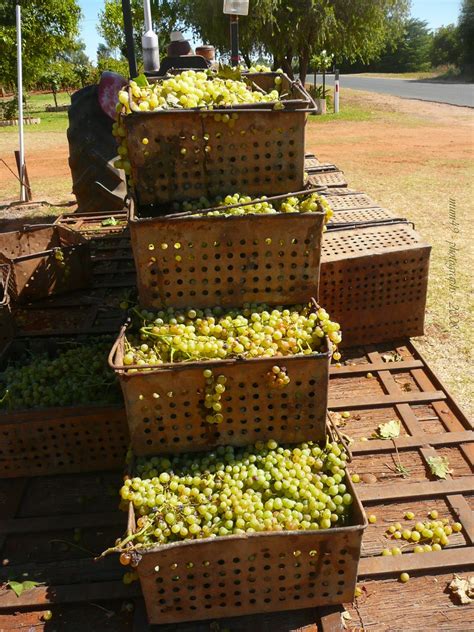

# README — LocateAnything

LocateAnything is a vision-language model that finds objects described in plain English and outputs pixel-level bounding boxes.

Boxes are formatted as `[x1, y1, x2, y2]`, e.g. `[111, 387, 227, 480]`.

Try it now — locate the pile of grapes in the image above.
[122, 303, 341, 368]
[118, 70, 283, 113]
[0, 342, 121, 410]
[171, 191, 333, 224]
[117, 440, 353, 553]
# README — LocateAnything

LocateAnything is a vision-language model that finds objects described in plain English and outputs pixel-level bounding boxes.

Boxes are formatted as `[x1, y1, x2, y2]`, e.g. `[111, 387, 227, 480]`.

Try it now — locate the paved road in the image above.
[306, 74, 474, 108]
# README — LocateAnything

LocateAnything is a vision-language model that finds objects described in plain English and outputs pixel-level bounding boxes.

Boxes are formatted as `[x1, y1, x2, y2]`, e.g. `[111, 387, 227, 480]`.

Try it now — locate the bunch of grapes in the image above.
[122, 303, 341, 369]
[117, 440, 353, 553]
[117, 70, 282, 114]
[202, 369, 227, 424]
[0, 342, 121, 410]
[171, 192, 333, 225]
[266, 365, 290, 389]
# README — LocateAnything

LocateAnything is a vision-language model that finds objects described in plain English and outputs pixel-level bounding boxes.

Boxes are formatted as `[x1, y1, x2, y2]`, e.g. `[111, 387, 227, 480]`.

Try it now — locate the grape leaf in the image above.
[101, 217, 118, 227]
[7, 580, 40, 597]
[133, 73, 149, 88]
[376, 419, 401, 439]
[216, 64, 242, 81]
[427, 456, 452, 479]
[448, 574, 474, 604]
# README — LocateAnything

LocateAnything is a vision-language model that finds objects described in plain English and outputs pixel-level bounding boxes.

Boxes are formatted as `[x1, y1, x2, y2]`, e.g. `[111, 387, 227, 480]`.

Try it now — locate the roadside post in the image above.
[334, 68, 340, 113]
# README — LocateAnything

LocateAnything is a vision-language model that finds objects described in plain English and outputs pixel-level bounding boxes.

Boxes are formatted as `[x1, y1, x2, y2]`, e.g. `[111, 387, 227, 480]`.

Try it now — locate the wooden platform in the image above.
[0, 340, 472, 631]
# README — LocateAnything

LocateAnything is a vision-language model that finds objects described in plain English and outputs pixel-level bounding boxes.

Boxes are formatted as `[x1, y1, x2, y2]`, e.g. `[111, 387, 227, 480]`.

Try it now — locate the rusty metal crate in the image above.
[0, 264, 15, 351]
[320, 221, 431, 347]
[122, 73, 314, 205]
[307, 168, 347, 189]
[323, 193, 379, 211]
[109, 321, 332, 456]
[54, 210, 128, 236]
[0, 225, 92, 303]
[328, 208, 399, 226]
[0, 336, 127, 478]
[129, 190, 325, 309]
[127, 474, 366, 625]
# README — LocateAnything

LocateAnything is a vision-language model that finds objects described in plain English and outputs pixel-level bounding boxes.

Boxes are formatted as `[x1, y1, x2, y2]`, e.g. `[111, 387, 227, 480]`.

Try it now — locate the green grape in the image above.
[124, 302, 341, 368]
[0, 341, 120, 410]
[115, 440, 353, 548]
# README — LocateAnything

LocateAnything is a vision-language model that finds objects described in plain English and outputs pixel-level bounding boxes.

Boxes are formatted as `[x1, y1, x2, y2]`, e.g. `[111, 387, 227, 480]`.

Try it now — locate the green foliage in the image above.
[427, 456, 452, 479]
[311, 50, 334, 72]
[7, 580, 40, 598]
[98, 0, 180, 67]
[431, 24, 461, 67]
[458, 0, 474, 72]
[0, 0, 82, 89]
[359, 18, 434, 72]
[97, 0, 408, 83]
[376, 419, 401, 439]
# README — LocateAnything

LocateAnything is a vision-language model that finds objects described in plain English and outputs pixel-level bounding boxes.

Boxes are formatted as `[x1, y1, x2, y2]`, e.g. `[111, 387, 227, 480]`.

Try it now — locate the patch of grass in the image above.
[0, 91, 71, 134]
[310, 101, 376, 123]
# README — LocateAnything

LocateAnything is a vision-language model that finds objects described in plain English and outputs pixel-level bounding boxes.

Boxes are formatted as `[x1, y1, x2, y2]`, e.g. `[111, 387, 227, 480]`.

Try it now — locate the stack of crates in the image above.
[108, 70, 366, 625]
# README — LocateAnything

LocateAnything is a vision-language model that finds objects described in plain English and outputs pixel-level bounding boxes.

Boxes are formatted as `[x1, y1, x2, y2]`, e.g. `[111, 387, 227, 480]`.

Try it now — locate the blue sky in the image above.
[79, 0, 462, 61]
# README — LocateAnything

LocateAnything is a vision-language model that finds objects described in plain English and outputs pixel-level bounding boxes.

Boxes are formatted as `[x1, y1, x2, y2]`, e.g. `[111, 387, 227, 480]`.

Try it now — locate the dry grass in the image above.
[308, 89, 474, 416]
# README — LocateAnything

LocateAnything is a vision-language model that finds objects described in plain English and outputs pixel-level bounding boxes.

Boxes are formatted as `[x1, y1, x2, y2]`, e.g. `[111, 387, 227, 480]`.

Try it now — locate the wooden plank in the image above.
[358, 476, 474, 502]
[330, 359, 423, 376]
[328, 391, 446, 410]
[446, 495, 474, 545]
[0, 579, 141, 609]
[0, 511, 124, 535]
[359, 546, 474, 577]
[351, 430, 474, 454]
[0, 556, 122, 585]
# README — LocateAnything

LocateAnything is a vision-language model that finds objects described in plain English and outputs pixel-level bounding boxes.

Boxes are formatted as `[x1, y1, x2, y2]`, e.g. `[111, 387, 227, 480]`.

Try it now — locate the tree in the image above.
[0, 0, 82, 90]
[98, 0, 181, 65]
[97, 0, 408, 83]
[458, 0, 474, 73]
[430, 25, 461, 67]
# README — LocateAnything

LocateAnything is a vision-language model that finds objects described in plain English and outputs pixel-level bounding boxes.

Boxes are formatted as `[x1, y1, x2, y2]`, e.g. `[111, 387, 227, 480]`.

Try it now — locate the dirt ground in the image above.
[0, 89, 473, 415]
[308, 90, 473, 416]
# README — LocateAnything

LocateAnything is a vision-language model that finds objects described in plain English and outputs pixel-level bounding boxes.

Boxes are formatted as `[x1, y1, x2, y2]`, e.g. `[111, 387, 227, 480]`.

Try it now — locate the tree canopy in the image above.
[97, 0, 409, 82]
[458, 0, 474, 72]
[0, 0, 82, 89]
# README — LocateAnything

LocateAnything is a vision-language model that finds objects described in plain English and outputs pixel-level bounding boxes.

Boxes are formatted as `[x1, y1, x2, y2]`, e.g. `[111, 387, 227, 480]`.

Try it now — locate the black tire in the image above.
[67, 85, 126, 214]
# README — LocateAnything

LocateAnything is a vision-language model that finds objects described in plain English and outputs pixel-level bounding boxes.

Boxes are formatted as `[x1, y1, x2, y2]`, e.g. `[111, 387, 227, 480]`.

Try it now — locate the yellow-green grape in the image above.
[341, 411, 351, 419]
[399, 572, 410, 583]
[118, 440, 353, 546]
[121, 70, 283, 114]
[452, 522, 463, 532]
[404, 511, 415, 520]
[391, 547, 402, 556]
[414, 545, 424, 553]
[402, 529, 412, 540]
[1, 342, 120, 410]
[368, 514, 377, 524]
[124, 303, 341, 367]
[351, 474, 360, 483]
[42, 611, 53, 621]
[429, 510, 439, 519]
[354, 586, 362, 598]
[382, 548, 391, 556]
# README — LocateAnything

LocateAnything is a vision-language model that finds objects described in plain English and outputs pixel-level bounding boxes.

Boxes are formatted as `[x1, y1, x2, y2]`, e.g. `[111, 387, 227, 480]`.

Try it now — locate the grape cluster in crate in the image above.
[103, 68, 367, 625]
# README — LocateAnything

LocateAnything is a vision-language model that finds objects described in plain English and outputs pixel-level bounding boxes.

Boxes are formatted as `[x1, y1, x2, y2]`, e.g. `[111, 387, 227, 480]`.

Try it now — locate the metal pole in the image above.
[230, 15, 239, 66]
[16, 3, 26, 202]
[142, 0, 159, 73]
[334, 69, 340, 113]
[122, 0, 138, 78]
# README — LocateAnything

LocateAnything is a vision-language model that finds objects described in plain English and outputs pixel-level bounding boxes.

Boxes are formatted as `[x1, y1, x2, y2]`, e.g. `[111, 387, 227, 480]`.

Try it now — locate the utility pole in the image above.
[334, 69, 340, 114]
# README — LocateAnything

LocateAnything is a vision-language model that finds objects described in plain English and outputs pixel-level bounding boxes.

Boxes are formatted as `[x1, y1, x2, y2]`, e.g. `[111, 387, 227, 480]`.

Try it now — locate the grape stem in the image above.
[95, 522, 152, 560]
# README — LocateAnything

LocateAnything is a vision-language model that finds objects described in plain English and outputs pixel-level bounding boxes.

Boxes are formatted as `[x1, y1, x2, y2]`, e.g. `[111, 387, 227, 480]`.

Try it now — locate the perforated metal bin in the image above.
[0, 264, 15, 351]
[0, 337, 127, 478]
[126, 474, 366, 624]
[0, 225, 92, 303]
[128, 190, 325, 309]
[109, 320, 332, 456]
[320, 221, 431, 347]
[121, 73, 314, 205]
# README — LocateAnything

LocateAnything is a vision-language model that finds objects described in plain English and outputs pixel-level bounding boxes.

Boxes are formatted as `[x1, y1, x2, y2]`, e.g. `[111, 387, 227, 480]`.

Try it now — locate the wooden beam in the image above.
[358, 476, 474, 502]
